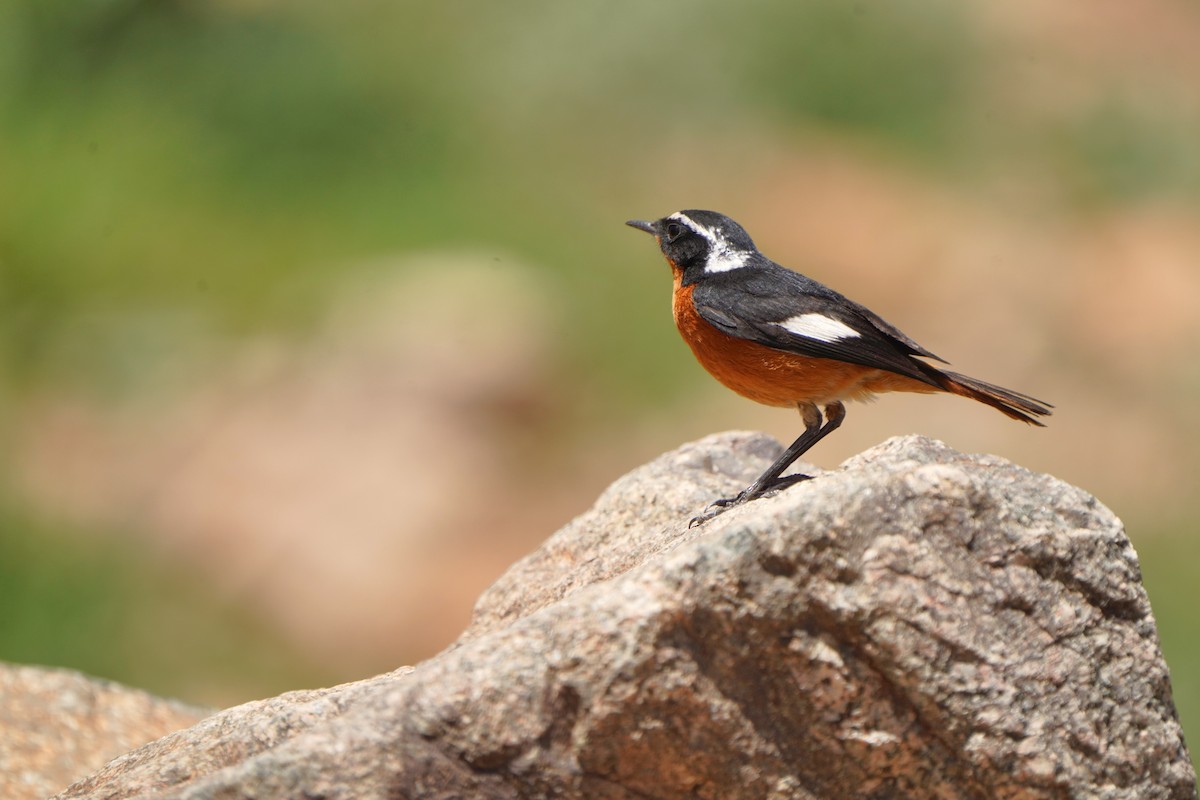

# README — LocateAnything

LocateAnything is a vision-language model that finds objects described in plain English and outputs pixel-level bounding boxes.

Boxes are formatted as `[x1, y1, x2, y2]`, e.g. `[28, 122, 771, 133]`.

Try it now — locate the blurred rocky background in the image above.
[1, 0, 1197, 768]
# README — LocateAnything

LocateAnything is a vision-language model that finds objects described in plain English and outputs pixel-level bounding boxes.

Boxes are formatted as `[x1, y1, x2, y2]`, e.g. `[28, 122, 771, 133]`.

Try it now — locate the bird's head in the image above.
[626, 210, 758, 281]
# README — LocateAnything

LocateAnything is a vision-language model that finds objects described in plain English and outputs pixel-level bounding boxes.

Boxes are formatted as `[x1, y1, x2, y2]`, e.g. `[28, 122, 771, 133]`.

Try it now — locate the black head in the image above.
[626, 210, 759, 281]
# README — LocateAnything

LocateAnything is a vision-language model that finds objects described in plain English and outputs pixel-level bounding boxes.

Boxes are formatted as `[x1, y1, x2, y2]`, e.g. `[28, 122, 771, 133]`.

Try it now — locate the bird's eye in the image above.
[665, 223, 683, 242]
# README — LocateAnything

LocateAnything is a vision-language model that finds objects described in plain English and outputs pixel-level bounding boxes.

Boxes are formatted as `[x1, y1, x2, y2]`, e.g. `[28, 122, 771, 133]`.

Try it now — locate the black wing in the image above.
[691, 266, 945, 388]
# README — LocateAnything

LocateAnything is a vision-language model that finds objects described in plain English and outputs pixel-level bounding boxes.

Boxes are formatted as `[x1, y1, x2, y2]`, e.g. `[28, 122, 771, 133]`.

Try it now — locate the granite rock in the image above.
[54, 433, 1197, 799]
[0, 664, 208, 800]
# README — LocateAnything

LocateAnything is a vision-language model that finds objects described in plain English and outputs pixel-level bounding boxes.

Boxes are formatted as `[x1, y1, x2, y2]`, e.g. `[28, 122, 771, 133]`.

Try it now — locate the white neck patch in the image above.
[777, 313, 862, 343]
[668, 212, 751, 273]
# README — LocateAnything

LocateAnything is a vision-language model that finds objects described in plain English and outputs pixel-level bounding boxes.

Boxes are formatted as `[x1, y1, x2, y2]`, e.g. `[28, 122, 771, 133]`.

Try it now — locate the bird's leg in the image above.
[740, 401, 845, 499]
[689, 401, 846, 527]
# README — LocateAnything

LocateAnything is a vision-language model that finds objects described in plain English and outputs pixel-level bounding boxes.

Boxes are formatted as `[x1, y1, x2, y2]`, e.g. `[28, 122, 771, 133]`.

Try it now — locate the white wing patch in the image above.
[669, 212, 750, 273]
[777, 313, 862, 343]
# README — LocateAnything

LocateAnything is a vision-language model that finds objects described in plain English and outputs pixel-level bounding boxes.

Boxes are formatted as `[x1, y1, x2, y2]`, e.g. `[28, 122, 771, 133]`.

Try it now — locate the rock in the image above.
[54, 433, 1196, 799]
[0, 664, 209, 800]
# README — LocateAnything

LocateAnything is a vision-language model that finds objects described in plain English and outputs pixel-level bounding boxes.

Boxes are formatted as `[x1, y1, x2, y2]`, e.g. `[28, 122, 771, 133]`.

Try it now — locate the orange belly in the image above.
[672, 279, 935, 408]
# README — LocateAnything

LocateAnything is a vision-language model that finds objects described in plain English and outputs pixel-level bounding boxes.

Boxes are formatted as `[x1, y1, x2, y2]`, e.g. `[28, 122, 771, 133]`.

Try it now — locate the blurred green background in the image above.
[2, 0, 1197, 766]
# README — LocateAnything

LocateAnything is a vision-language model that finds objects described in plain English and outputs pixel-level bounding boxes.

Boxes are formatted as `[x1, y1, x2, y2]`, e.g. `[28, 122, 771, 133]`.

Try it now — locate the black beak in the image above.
[625, 219, 656, 235]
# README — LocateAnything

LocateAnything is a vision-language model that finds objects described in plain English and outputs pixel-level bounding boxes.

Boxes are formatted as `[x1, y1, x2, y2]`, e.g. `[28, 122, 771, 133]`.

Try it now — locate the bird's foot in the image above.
[687, 490, 752, 528]
[687, 474, 812, 528]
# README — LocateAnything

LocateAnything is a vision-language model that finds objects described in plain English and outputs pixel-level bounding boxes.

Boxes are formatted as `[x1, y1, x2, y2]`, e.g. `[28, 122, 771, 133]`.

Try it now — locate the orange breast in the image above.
[672, 278, 935, 408]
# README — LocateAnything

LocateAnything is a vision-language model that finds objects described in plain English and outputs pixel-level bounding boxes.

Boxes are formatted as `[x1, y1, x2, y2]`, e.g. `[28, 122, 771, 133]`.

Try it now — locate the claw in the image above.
[688, 507, 726, 528]
[687, 490, 749, 527]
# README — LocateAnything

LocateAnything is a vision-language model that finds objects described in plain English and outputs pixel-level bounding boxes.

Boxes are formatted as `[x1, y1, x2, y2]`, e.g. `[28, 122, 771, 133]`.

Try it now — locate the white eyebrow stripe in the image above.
[667, 212, 715, 243]
[669, 212, 751, 273]
[777, 313, 862, 343]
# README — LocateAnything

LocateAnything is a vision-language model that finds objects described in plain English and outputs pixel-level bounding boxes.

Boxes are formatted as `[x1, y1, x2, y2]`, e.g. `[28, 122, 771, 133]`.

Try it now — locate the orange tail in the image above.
[935, 370, 1053, 426]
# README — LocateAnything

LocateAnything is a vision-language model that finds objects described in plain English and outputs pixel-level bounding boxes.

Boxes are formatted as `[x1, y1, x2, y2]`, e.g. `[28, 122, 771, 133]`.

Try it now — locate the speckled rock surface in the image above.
[54, 433, 1196, 800]
[0, 664, 209, 800]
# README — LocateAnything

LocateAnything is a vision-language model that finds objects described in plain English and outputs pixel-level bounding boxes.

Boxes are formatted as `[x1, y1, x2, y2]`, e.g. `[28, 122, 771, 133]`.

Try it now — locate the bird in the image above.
[626, 209, 1052, 526]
